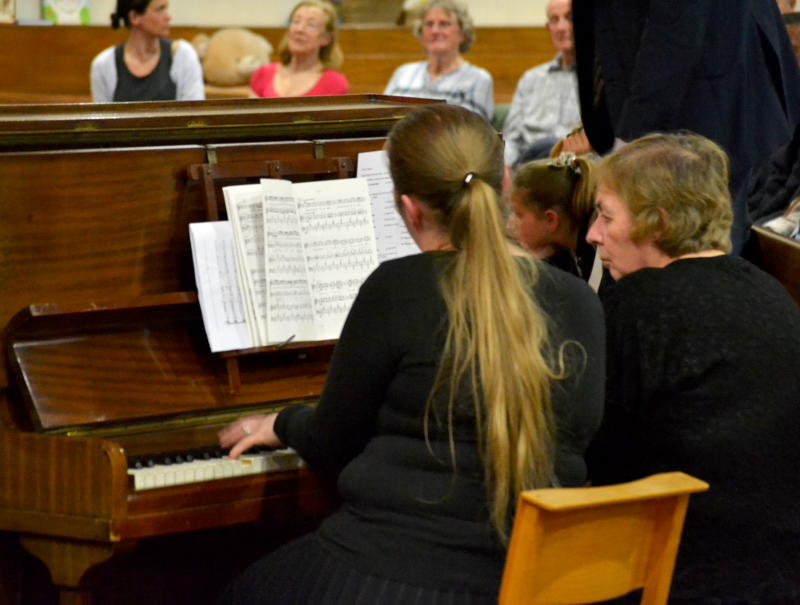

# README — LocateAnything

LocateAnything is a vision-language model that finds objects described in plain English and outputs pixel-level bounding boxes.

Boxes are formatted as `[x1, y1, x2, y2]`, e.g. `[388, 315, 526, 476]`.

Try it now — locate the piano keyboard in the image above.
[127, 448, 305, 491]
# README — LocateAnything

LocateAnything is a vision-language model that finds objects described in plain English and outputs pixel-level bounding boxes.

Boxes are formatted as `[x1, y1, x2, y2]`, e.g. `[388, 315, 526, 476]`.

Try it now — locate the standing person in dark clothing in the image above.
[215, 104, 605, 605]
[573, 0, 800, 253]
[586, 132, 800, 604]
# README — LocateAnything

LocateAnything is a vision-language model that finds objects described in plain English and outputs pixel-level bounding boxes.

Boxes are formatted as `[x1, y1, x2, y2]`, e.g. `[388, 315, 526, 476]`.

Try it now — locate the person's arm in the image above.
[172, 39, 205, 101]
[274, 266, 398, 473]
[383, 65, 403, 95]
[90, 47, 115, 103]
[336, 72, 350, 94]
[220, 266, 398, 471]
[471, 68, 495, 122]
[584, 281, 651, 486]
[502, 73, 531, 165]
[319, 70, 350, 95]
[557, 128, 594, 156]
[547, 272, 606, 487]
[249, 63, 272, 97]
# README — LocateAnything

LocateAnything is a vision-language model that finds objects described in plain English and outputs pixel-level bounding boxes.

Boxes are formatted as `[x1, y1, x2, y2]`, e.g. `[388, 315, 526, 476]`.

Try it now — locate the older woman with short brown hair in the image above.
[586, 131, 800, 603]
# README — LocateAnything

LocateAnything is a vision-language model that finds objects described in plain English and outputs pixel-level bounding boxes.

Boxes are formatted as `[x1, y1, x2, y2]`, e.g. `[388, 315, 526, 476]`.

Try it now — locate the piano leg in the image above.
[19, 535, 136, 605]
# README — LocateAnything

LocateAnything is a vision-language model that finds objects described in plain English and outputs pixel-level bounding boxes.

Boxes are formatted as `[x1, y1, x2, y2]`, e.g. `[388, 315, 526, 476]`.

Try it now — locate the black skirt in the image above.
[217, 532, 499, 605]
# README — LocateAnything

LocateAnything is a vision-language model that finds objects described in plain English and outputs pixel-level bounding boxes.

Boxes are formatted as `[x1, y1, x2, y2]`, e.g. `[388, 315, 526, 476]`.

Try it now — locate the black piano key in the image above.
[127, 445, 245, 469]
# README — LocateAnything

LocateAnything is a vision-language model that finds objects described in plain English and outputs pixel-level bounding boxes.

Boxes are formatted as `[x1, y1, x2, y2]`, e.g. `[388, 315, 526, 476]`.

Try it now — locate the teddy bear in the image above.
[192, 28, 273, 88]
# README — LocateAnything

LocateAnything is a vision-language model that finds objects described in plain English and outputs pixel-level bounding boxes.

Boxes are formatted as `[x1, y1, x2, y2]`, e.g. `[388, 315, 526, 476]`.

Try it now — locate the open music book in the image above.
[190, 150, 419, 352]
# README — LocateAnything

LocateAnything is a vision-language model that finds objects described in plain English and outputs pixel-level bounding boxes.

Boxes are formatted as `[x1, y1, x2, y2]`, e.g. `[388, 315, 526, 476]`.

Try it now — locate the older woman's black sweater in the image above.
[588, 255, 800, 604]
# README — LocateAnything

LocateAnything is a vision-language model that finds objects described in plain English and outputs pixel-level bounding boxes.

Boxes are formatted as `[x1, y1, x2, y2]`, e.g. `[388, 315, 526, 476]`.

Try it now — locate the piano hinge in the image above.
[206, 147, 218, 165]
[313, 141, 325, 159]
[48, 398, 317, 439]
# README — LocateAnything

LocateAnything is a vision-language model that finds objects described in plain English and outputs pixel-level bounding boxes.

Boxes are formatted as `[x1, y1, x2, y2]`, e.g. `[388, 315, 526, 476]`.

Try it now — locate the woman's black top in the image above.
[275, 252, 605, 594]
[588, 255, 800, 603]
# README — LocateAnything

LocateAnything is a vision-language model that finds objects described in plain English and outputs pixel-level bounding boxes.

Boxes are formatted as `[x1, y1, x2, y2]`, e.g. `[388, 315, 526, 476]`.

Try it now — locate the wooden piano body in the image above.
[0, 95, 434, 605]
[746, 225, 800, 305]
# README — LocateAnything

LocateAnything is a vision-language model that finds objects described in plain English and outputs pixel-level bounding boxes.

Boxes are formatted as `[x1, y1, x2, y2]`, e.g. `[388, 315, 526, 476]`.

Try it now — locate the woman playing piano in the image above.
[90, 0, 205, 103]
[217, 104, 605, 604]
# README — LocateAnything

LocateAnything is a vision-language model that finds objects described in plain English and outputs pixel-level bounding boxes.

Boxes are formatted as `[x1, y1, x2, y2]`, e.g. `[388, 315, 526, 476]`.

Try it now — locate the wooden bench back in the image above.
[0, 25, 553, 104]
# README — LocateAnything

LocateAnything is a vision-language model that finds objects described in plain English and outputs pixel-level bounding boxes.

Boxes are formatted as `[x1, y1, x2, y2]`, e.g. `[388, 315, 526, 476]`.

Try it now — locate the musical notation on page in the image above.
[224, 184, 269, 346]
[262, 179, 316, 343]
[293, 178, 379, 340]
[357, 149, 420, 263]
[189, 221, 252, 353]
[190, 156, 421, 353]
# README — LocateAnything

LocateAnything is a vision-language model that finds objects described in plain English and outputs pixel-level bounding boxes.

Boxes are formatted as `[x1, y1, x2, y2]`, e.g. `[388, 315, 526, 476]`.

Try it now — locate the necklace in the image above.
[126, 42, 159, 63]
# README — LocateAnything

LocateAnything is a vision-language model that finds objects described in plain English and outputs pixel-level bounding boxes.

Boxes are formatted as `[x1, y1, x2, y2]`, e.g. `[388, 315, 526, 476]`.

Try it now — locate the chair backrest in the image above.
[498, 472, 709, 605]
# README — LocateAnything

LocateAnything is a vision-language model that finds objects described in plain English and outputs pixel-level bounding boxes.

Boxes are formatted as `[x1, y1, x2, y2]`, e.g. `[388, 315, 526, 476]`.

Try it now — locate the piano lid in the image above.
[4, 293, 332, 434]
[0, 94, 441, 151]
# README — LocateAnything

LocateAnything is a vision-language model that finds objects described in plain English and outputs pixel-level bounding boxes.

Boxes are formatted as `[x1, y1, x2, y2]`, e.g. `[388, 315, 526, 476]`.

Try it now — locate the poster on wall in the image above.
[43, 0, 90, 24]
[0, 0, 15, 24]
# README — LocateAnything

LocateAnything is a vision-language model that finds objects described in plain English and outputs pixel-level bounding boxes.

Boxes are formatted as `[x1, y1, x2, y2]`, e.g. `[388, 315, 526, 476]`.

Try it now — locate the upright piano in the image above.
[0, 95, 436, 605]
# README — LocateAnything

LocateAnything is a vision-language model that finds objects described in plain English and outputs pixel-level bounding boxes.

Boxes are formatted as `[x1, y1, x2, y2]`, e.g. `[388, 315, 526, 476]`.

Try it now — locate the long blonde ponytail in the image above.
[387, 105, 559, 537]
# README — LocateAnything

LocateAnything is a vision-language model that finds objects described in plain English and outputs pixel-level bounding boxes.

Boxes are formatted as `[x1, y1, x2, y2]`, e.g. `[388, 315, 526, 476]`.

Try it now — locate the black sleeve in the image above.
[614, 0, 714, 140]
[584, 278, 655, 485]
[747, 121, 800, 221]
[537, 266, 607, 487]
[274, 265, 399, 474]
[573, 0, 615, 154]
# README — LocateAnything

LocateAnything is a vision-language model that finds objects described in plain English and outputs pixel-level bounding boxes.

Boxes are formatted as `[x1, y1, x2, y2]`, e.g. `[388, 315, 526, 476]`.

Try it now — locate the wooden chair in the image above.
[499, 472, 709, 605]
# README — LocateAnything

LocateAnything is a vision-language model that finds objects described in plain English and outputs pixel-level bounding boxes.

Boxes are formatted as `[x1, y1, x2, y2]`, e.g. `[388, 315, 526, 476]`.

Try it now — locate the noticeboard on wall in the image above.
[0, 0, 15, 24]
[42, 0, 90, 25]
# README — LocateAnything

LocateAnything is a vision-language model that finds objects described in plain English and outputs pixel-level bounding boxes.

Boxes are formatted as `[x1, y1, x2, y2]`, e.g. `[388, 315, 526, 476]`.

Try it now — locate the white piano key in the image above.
[128, 449, 305, 491]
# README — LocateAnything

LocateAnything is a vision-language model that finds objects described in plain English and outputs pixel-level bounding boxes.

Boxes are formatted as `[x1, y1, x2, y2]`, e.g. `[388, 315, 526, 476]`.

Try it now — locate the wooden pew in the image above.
[0, 24, 552, 105]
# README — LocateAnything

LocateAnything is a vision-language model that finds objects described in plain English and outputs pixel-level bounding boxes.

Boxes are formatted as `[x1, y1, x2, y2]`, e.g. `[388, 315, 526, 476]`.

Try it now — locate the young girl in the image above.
[507, 152, 596, 279]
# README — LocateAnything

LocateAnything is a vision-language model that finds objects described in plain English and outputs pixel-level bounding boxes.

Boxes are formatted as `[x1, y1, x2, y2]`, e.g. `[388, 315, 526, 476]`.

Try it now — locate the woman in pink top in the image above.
[250, 0, 349, 98]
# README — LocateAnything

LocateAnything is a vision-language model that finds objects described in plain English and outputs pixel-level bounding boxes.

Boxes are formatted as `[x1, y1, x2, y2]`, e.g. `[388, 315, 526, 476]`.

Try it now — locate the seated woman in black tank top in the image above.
[90, 0, 204, 103]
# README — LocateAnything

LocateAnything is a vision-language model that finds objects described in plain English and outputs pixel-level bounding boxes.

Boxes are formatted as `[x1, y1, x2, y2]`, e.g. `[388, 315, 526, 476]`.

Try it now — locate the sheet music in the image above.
[189, 221, 252, 353]
[357, 149, 420, 263]
[224, 184, 269, 346]
[261, 179, 316, 343]
[191, 167, 413, 352]
[294, 178, 379, 340]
